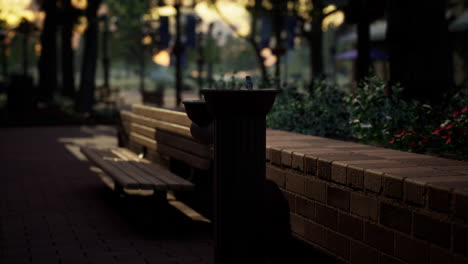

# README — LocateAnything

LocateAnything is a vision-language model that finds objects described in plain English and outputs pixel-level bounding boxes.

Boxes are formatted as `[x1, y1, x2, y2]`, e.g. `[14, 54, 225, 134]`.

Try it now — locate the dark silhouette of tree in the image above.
[215, 0, 270, 86]
[77, 0, 102, 113]
[38, 0, 58, 103]
[296, 0, 345, 91]
[345, 0, 385, 84]
[386, 0, 453, 103]
[60, 0, 79, 98]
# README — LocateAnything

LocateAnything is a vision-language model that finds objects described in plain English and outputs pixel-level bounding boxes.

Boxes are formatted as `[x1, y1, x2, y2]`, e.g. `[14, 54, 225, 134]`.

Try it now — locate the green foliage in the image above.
[267, 76, 468, 159]
[267, 79, 350, 137]
[345, 77, 418, 145]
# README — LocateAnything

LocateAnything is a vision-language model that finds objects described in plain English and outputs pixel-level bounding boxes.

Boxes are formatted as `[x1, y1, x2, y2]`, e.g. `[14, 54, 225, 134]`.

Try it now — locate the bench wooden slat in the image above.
[91, 148, 158, 190]
[131, 123, 156, 139]
[81, 147, 140, 189]
[156, 130, 212, 159]
[132, 115, 191, 138]
[158, 143, 211, 171]
[120, 110, 133, 122]
[114, 148, 194, 190]
[109, 149, 170, 191]
[132, 104, 191, 127]
[130, 132, 157, 150]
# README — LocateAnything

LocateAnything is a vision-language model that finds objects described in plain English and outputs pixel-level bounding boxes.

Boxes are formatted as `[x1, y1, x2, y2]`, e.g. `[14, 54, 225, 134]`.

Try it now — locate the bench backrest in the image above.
[119, 104, 212, 171]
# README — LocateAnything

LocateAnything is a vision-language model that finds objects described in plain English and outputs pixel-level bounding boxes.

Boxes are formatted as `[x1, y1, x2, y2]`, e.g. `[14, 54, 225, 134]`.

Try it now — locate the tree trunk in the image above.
[77, 0, 102, 113]
[249, 38, 270, 87]
[386, 0, 452, 103]
[1, 40, 7, 79]
[356, 14, 370, 82]
[61, 0, 76, 98]
[38, 0, 58, 103]
[308, 1, 324, 93]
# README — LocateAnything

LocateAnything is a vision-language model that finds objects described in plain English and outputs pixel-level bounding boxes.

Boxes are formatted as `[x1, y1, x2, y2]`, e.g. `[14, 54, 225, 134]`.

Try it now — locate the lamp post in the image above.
[174, 0, 183, 107]
[0, 30, 7, 80]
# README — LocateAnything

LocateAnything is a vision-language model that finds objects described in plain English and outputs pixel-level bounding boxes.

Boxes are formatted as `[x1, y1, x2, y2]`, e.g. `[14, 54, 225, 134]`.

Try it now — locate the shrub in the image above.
[346, 77, 419, 146]
[267, 80, 350, 138]
[267, 76, 468, 159]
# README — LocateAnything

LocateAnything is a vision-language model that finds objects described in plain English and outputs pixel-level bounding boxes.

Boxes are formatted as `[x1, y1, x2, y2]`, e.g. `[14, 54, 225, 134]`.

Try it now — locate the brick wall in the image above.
[265, 131, 468, 264]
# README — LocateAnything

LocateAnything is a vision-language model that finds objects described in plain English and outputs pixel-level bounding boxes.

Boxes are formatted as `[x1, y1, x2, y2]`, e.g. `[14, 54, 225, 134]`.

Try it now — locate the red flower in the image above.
[461, 107, 468, 113]
[407, 129, 416, 134]
[445, 123, 455, 130]
[433, 127, 443, 135]
[453, 110, 460, 117]
[445, 136, 452, 144]
[390, 138, 395, 144]
[394, 130, 407, 137]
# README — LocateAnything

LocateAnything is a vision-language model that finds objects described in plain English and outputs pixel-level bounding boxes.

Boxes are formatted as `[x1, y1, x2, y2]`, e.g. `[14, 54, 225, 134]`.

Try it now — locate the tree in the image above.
[77, 0, 102, 113]
[386, 0, 453, 103]
[38, 0, 58, 103]
[344, 0, 385, 84]
[295, 0, 345, 91]
[60, 0, 80, 98]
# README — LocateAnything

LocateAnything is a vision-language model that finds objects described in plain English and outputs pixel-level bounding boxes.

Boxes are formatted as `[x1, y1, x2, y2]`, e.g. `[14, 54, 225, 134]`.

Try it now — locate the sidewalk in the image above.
[0, 126, 213, 264]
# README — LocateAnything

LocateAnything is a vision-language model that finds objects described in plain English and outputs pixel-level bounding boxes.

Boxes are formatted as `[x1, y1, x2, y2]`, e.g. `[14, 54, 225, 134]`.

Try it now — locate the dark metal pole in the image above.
[1, 33, 7, 80]
[139, 43, 146, 93]
[196, 33, 204, 98]
[174, 0, 183, 107]
[22, 27, 28, 76]
[102, 15, 110, 88]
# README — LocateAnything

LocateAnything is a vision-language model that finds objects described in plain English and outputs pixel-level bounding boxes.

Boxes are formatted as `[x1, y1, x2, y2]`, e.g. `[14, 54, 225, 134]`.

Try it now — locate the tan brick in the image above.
[271, 147, 282, 166]
[454, 224, 468, 256]
[304, 178, 327, 203]
[281, 150, 292, 167]
[404, 178, 426, 206]
[327, 186, 350, 211]
[430, 245, 453, 264]
[304, 155, 317, 176]
[317, 158, 332, 180]
[290, 213, 305, 237]
[380, 202, 412, 234]
[296, 196, 315, 220]
[316, 203, 338, 230]
[331, 161, 347, 185]
[395, 233, 429, 264]
[291, 152, 305, 171]
[266, 147, 272, 161]
[285, 172, 306, 195]
[364, 222, 395, 255]
[364, 169, 383, 193]
[350, 193, 379, 221]
[281, 189, 296, 212]
[339, 212, 363, 241]
[304, 219, 327, 247]
[266, 166, 285, 188]
[347, 165, 364, 189]
[455, 191, 468, 220]
[383, 174, 404, 200]
[413, 212, 451, 248]
[454, 255, 468, 264]
[380, 253, 405, 264]
[350, 241, 379, 264]
[326, 230, 350, 260]
[428, 184, 452, 214]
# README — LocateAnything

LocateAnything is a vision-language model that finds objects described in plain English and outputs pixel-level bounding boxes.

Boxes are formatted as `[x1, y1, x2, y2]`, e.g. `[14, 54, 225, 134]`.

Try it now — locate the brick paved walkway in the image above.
[0, 126, 213, 264]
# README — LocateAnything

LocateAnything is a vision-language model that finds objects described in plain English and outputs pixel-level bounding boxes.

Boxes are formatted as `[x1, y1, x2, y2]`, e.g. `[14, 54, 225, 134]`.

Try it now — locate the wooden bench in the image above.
[81, 104, 213, 198]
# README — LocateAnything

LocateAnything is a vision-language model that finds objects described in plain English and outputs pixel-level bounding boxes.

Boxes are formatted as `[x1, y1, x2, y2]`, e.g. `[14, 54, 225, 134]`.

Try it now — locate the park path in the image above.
[0, 126, 213, 264]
